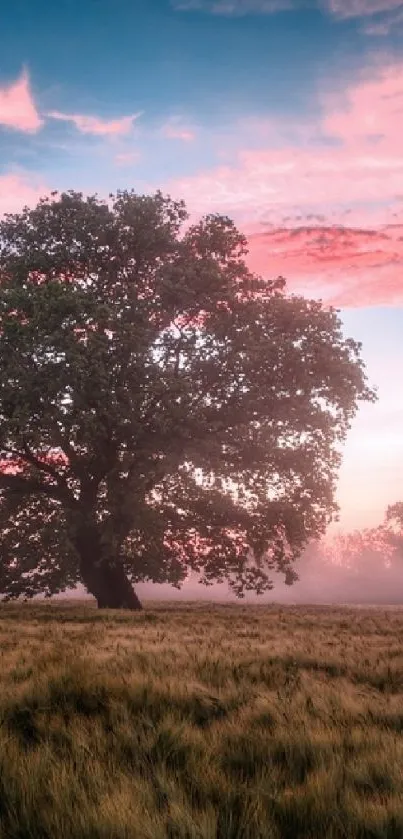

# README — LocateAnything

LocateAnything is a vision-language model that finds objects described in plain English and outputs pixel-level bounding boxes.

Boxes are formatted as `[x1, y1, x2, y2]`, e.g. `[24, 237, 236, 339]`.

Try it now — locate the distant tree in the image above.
[385, 502, 403, 531]
[321, 527, 398, 603]
[384, 502, 403, 556]
[0, 191, 376, 609]
[320, 504, 403, 604]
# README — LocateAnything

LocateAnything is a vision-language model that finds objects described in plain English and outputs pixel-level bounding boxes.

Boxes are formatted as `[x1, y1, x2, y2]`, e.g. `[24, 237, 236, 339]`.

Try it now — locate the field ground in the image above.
[0, 600, 402, 838]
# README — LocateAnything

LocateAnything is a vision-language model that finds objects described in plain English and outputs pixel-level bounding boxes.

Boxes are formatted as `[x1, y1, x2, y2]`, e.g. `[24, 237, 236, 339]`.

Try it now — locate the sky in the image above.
[0, 0, 402, 535]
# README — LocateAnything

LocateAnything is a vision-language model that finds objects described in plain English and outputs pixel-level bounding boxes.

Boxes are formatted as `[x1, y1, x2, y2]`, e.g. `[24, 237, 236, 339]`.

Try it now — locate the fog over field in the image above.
[51, 539, 401, 606]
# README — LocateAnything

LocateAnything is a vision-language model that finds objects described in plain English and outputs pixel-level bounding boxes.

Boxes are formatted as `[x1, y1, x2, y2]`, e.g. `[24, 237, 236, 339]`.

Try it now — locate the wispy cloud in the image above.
[324, 0, 403, 35]
[114, 151, 141, 166]
[325, 0, 403, 18]
[360, 8, 403, 35]
[173, 0, 403, 32]
[46, 110, 142, 136]
[162, 120, 196, 141]
[175, 0, 403, 14]
[0, 71, 42, 133]
[172, 0, 295, 14]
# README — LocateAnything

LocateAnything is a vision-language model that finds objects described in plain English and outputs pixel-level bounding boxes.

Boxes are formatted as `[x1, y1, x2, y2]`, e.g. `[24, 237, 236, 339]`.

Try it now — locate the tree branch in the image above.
[2, 440, 76, 507]
[0, 471, 65, 501]
[21, 440, 64, 482]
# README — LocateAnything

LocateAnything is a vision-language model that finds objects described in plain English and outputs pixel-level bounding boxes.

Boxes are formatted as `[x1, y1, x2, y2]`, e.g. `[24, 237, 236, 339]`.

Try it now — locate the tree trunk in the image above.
[89, 561, 143, 610]
[75, 525, 142, 610]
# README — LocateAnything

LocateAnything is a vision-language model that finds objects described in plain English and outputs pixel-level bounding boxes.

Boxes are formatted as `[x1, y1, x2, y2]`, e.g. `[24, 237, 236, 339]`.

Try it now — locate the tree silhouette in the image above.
[0, 190, 376, 608]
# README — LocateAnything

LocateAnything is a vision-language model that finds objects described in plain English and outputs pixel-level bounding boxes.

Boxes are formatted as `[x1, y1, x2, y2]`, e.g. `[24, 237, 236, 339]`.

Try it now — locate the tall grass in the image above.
[0, 600, 402, 837]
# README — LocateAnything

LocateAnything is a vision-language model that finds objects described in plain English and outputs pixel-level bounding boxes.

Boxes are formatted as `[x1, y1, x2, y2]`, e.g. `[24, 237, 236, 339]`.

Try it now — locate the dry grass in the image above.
[0, 600, 402, 838]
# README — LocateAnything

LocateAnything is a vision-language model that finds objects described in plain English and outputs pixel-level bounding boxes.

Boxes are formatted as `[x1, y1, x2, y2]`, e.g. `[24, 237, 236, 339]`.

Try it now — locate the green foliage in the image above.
[0, 602, 401, 837]
[0, 190, 376, 601]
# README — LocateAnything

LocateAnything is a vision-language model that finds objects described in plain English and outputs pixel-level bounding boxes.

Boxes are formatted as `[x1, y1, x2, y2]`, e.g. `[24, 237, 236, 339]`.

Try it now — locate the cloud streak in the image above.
[324, 0, 403, 36]
[360, 8, 403, 35]
[0, 71, 42, 133]
[46, 110, 142, 136]
[173, 0, 403, 33]
[114, 151, 141, 166]
[325, 0, 403, 19]
[162, 123, 196, 141]
[172, 0, 295, 13]
[175, 0, 403, 14]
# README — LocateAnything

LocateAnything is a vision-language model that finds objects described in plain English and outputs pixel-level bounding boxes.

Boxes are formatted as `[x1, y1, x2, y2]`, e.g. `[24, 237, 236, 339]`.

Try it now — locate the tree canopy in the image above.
[0, 190, 376, 608]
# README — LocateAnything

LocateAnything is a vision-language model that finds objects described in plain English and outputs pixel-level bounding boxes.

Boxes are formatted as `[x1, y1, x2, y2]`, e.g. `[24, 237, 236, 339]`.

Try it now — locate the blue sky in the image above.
[2, 0, 402, 191]
[1, 0, 402, 532]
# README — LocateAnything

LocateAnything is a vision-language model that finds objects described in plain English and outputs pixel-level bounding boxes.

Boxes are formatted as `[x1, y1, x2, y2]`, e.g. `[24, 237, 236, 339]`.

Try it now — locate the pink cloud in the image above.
[246, 223, 403, 307]
[361, 6, 403, 33]
[325, 0, 403, 18]
[163, 124, 196, 142]
[0, 71, 42, 133]
[172, 0, 294, 13]
[322, 65, 403, 150]
[175, 0, 403, 22]
[114, 151, 141, 166]
[167, 61, 403, 307]
[0, 174, 48, 217]
[46, 110, 142, 136]
[325, 0, 403, 35]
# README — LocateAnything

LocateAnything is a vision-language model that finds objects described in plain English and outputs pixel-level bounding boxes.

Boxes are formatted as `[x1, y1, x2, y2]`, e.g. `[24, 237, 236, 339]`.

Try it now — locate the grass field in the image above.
[0, 600, 402, 838]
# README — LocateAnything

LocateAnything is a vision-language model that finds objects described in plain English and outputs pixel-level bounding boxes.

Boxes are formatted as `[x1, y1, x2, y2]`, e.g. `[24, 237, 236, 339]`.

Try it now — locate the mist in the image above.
[52, 533, 402, 606]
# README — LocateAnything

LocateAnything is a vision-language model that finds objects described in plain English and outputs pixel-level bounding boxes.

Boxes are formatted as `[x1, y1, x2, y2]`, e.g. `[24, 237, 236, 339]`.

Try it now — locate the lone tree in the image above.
[0, 190, 376, 609]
